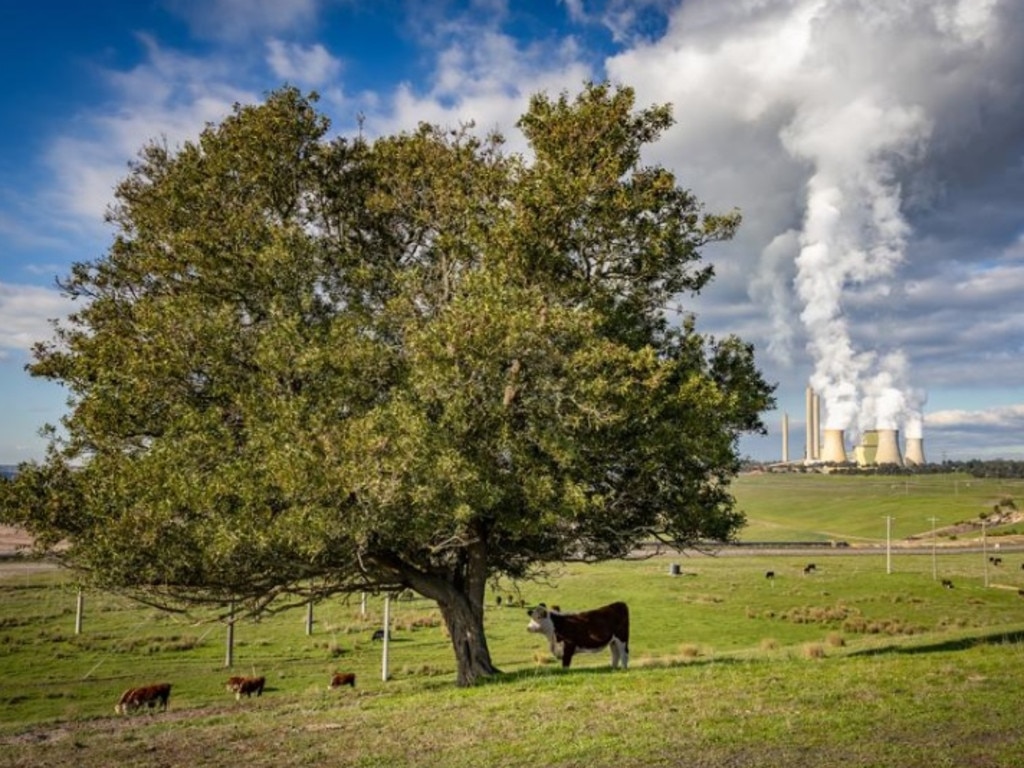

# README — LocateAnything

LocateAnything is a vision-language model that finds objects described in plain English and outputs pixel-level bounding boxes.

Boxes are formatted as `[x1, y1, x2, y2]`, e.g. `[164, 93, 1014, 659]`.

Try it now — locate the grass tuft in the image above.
[802, 642, 826, 659]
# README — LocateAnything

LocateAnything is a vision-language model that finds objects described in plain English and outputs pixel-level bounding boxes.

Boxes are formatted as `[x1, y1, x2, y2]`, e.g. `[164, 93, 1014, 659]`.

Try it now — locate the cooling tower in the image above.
[856, 430, 878, 466]
[904, 437, 925, 466]
[874, 429, 903, 466]
[821, 429, 848, 463]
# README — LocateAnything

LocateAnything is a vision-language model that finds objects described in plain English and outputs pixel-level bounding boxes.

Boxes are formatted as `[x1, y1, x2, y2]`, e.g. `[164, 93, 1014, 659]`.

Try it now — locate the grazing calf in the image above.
[115, 683, 172, 714]
[371, 629, 390, 642]
[329, 672, 356, 689]
[803, 563, 816, 574]
[226, 675, 265, 700]
[765, 571, 775, 580]
[527, 602, 629, 670]
[941, 579, 954, 589]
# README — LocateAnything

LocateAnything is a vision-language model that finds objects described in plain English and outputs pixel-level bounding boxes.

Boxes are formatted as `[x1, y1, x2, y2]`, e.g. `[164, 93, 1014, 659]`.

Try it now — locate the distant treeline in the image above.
[744, 459, 1024, 479]
[950, 460, 1024, 479]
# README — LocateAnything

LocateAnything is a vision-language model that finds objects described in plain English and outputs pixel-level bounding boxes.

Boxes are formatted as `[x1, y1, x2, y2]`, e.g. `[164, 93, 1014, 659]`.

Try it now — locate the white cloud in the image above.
[559, 0, 587, 25]
[266, 40, 342, 87]
[596, 0, 676, 44]
[0, 283, 72, 358]
[44, 34, 256, 234]
[372, 29, 592, 148]
[927, 404, 1024, 433]
[164, 0, 320, 42]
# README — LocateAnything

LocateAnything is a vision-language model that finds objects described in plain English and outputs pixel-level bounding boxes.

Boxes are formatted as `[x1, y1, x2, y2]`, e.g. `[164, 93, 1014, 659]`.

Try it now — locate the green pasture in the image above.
[732, 472, 1024, 542]
[3, 471, 1024, 766]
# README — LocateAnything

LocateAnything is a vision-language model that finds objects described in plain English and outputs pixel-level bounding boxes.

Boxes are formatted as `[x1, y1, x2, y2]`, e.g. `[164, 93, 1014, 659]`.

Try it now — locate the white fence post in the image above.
[74, 589, 84, 635]
[381, 596, 391, 682]
[225, 602, 235, 668]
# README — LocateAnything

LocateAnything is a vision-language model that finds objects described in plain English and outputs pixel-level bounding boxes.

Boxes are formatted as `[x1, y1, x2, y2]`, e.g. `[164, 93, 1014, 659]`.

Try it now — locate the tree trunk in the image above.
[437, 589, 500, 686]
[386, 525, 499, 686]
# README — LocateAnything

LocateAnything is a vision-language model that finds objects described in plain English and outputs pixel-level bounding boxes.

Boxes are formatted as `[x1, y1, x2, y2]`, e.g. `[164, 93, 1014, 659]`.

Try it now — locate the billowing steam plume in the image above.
[611, 0, 1019, 444]
[754, 0, 1006, 437]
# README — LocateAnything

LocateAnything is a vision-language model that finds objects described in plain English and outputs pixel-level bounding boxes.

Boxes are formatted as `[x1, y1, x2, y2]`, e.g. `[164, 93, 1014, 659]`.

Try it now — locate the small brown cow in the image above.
[226, 675, 265, 700]
[329, 672, 356, 689]
[115, 683, 172, 714]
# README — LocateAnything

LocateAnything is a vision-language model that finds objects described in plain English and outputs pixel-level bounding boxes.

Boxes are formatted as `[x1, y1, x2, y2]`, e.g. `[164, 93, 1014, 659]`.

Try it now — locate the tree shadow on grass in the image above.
[847, 629, 1024, 658]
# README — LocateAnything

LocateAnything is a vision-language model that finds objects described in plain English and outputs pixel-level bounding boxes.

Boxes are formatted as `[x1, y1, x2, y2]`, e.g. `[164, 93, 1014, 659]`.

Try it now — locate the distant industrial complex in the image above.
[780, 387, 925, 467]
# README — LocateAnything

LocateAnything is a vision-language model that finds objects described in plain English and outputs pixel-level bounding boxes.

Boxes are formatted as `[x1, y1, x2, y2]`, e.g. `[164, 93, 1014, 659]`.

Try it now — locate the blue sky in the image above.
[1, 0, 1023, 465]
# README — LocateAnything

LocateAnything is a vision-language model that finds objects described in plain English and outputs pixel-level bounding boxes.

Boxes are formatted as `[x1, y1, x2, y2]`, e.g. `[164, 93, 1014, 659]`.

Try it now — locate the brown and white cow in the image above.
[226, 675, 265, 700]
[328, 671, 356, 689]
[114, 682, 172, 714]
[527, 602, 629, 669]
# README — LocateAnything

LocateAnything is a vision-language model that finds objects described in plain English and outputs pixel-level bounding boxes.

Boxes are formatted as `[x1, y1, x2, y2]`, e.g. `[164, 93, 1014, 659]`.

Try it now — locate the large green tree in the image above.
[2, 84, 774, 685]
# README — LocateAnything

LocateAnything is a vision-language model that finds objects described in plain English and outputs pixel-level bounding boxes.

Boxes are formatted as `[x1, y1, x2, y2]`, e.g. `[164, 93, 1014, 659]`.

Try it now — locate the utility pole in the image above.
[885, 516, 893, 574]
[982, 520, 989, 588]
[928, 516, 939, 580]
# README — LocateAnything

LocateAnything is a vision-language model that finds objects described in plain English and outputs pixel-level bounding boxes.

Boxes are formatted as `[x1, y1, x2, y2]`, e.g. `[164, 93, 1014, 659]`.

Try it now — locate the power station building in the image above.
[796, 386, 925, 467]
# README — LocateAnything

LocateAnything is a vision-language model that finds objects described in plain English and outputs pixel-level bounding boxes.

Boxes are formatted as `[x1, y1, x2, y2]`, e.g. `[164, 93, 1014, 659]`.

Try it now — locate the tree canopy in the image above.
[2, 83, 775, 685]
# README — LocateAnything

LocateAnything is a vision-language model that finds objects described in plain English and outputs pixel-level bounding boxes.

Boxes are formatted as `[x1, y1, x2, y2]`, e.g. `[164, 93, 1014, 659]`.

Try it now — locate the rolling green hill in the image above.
[731, 472, 1024, 544]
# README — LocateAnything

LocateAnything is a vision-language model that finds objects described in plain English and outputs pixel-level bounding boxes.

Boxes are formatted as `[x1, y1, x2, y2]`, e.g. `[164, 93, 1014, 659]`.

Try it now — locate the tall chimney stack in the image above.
[805, 387, 814, 461]
[811, 391, 821, 460]
[821, 429, 848, 463]
[875, 429, 903, 466]
[782, 413, 790, 463]
[904, 437, 925, 466]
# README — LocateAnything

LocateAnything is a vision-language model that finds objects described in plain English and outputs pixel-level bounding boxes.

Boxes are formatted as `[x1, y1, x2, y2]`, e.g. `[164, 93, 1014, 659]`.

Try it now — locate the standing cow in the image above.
[527, 602, 630, 669]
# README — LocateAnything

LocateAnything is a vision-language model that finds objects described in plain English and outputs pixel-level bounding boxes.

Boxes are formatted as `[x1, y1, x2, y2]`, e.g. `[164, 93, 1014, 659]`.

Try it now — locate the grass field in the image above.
[2, 472, 1024, 766]
[732, 472, 1024, 542]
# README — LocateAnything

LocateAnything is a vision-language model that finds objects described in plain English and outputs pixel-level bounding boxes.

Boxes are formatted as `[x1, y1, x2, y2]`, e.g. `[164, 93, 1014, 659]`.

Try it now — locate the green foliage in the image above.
[2, 83, 774, 685]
